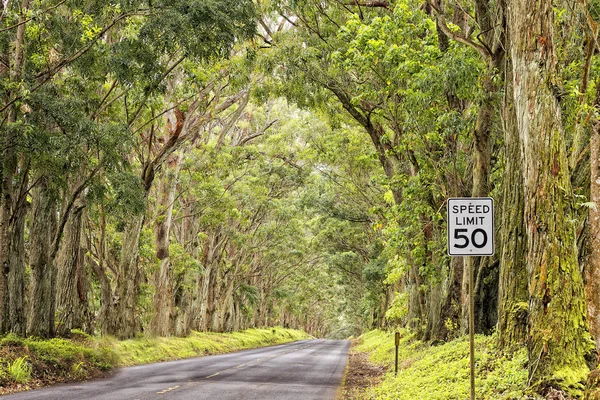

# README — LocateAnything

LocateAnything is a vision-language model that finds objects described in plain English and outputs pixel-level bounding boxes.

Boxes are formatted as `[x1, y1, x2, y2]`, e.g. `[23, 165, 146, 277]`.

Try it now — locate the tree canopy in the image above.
[3, 0, 600, 397]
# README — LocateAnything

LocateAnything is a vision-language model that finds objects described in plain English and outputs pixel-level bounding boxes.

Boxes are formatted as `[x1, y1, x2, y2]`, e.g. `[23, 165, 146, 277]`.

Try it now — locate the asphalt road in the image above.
[2, 339, 350, 400]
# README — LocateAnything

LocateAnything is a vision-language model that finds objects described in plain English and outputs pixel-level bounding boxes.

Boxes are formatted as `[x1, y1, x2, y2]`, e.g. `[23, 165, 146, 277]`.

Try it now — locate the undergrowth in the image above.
[0, 331, 116, 392]
[356, 330, 531, 400]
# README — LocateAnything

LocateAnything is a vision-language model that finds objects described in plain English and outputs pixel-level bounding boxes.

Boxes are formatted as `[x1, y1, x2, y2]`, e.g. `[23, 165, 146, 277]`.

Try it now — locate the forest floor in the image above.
[0, 327, 308, 395]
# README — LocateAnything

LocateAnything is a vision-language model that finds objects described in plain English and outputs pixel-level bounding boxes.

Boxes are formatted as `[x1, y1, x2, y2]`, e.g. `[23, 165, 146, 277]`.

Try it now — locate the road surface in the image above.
[2, 339, 350, 400]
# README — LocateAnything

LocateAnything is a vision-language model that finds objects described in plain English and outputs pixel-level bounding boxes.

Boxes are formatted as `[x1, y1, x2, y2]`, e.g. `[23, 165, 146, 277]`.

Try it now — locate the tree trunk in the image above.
[470, 62, 500, 334]
[55, 200, 87, 336]
[87, 207, 113, 335]
[0, 0, 30, 335]
[498, 53, 528, 350]
[8, 195, 27, 336]
[0, 150, 14, 334]
[435, 256, 463, 341]
[106, 213, 144, 339]
[151, 151, 183, 336]
[507, 0, 593, 392]
[587, 113, 600, 349]
[27, 177, 57, 338]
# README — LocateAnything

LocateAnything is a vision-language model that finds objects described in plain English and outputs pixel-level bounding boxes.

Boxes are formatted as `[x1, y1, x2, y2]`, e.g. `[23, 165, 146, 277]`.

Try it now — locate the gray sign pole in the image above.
[447, 198, 494, 400]
[469, 256, 475, 400]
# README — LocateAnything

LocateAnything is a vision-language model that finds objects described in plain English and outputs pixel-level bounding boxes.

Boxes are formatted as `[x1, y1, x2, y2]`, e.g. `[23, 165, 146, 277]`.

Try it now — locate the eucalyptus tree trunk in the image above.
[175, 199, 198, 335]
[507, 0, 592, 392]
[435, 256, 463, 341]
[200, 265, 218, 332]
[0, 153, 15, 334]
[151, 150, 184, 336]
[27, 177, 57, 338]
[587, 107, 600, 349]
[55, 200, 88, 336]
[498, 54, 528, 350]
[0, 0, 30, 334]
[216, 272, 237, 332]
[8, 195, 27, 336]
[107, 213, 144, 339]
[467, 63, 501, 334]
[87, 207, 113, 335]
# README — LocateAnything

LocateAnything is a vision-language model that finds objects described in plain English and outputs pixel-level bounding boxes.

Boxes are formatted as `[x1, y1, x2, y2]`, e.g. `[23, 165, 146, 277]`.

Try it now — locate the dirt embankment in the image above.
[339, 340, 387, 400]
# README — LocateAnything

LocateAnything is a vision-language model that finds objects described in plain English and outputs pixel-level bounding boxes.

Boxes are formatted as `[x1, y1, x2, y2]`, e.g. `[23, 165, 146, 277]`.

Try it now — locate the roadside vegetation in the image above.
[354, 330, 529, 400]
[0, 327, 308, 394]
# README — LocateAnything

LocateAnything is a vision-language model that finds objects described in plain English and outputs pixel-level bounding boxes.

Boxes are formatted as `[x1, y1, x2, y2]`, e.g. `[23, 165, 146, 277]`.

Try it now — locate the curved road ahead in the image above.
[3, 339, 349, 400]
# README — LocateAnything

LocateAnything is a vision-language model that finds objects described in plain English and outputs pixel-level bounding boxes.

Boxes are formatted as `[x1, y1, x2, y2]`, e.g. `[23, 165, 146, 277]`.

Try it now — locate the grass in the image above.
[0, 331, 117, 391]
[0, 327, 309, 393]
[114, 327, 309, 366]
[7, 357, 31, 384]
[355, 330, 531, 400]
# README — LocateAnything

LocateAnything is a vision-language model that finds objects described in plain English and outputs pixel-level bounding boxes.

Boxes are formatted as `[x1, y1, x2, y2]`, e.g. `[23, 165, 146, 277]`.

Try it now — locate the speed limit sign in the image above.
[447, 198, 494, 256]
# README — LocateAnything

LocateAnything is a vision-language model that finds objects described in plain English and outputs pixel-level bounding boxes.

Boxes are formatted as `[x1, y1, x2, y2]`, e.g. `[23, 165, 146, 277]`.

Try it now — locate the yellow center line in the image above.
[157, 385, 180, 394]
[203, 342, 319, 380]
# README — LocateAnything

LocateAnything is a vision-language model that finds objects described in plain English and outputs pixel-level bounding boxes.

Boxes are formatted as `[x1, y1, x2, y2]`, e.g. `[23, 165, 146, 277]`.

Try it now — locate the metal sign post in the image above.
[447, 198, 494, 400]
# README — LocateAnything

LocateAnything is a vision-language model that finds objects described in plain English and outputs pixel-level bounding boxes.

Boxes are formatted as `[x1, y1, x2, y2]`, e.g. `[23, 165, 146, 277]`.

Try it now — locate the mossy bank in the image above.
[0, 327, 309, 394]
[355, 330, 532, 400]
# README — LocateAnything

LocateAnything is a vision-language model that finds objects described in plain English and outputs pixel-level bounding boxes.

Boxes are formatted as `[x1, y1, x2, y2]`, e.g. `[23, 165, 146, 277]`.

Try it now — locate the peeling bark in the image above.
[55, 200, 88, 336]
[27, 177, 57, 338]
[498, 51, 528, 350]
[587, 113, 600, 349]
[151, 150, 184, 336]
[507, 0, 593, 392]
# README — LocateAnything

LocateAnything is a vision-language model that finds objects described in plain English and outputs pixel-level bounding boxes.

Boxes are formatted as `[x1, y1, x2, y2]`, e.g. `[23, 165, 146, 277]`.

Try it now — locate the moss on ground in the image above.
[356, 330, 532, 400]
[0, 327, 309, 393]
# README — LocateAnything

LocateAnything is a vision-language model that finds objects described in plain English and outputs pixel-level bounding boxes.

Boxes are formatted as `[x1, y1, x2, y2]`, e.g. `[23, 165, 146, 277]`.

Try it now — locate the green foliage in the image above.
[7, 357, 31, 384]
[356, 330, 531, 400]
[0, 331, 118, 390]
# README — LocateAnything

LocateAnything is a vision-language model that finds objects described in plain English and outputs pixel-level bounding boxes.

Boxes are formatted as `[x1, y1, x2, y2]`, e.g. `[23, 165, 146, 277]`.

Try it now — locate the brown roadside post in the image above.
[395, 331, 400, 377]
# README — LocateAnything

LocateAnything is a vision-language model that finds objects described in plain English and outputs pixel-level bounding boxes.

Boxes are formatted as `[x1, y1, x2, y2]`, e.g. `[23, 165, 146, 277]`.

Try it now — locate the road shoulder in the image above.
[337, 339, 387, 400]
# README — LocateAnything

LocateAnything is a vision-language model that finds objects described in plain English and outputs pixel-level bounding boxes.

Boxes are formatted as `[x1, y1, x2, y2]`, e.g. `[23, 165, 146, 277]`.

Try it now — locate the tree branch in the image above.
[430, 1, 491, 59]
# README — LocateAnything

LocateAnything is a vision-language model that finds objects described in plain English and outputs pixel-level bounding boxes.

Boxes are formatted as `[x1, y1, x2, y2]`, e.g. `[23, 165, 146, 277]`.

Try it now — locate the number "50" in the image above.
[454, 229, 488, 249]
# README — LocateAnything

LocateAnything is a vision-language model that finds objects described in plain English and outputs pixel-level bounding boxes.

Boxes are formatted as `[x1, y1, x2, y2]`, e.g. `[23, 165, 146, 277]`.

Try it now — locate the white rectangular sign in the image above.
[447, 197, 494, 256]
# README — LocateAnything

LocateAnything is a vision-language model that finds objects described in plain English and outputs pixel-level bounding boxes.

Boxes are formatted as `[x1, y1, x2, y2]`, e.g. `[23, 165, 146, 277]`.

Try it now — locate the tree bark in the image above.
[0, 0, 30, 335]
[435, 256, 463, 341]
[507, 0, 593, 392]
[8, 191, 28, 336]
[55, 200, 87, 336]
[27, 176, 57, 338]
[587, 108, 600, 349]
[106, 213, 144, 339]
[151, 150, 184, 336]
[498, 51, 528, 350]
